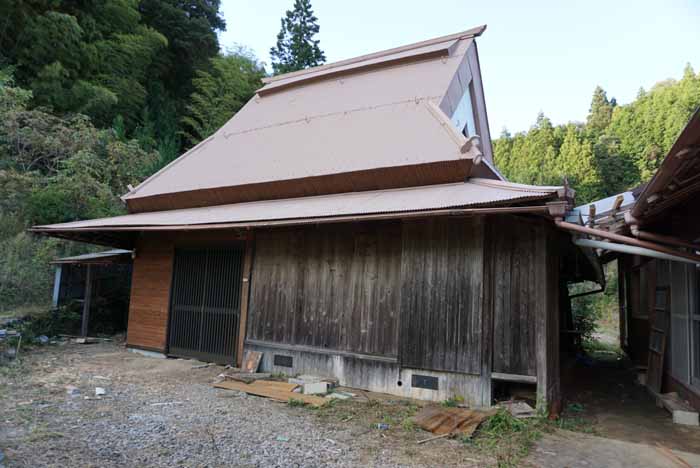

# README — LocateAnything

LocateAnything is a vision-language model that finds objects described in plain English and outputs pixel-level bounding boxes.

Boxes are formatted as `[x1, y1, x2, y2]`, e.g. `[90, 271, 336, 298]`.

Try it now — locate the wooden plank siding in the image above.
[485, 216, 561, 411]
[488, 216, 541, 376]
[126, 234, 174, 351]
[398, 217, 484, 374]
[247, 222, 402, 357]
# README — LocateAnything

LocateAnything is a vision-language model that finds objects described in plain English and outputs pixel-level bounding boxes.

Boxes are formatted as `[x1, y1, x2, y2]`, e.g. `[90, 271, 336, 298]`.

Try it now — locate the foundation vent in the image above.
[411, 374, 439, 390]
[273, 354, 293, 368]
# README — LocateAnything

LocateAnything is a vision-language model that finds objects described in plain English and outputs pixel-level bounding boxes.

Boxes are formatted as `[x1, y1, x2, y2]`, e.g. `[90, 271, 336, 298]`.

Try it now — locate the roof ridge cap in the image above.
[262, 25, 486, 85]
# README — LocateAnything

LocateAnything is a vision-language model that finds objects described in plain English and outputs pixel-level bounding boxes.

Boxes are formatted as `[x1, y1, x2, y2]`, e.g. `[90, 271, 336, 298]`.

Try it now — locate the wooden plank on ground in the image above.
[412, 405, 497, 437]
[241, 350, 262, 373]
[213, 380, 327, 407]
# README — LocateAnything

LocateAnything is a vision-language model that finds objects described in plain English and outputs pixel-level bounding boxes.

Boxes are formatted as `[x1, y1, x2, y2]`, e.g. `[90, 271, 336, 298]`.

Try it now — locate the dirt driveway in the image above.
[3, 341, 700, 467]
[0, 341, 491, 467]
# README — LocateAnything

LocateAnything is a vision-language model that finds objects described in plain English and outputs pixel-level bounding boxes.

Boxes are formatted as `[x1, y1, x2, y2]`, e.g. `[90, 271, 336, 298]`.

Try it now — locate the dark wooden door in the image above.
[168, 246, 244, 364]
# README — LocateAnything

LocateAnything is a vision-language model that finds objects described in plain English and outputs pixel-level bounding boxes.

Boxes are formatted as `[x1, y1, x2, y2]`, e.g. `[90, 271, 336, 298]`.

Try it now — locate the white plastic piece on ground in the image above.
[303, 382, 329, 395]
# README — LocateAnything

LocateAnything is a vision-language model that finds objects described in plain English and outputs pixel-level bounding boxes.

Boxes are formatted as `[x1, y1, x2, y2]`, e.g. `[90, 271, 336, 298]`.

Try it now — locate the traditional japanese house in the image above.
[31, 26, 591, 411]
[571, 109, 700, 409]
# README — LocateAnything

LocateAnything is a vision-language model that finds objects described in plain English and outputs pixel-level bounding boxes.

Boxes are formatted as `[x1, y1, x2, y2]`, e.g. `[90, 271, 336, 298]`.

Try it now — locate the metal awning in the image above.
[31, 179, 564, 248]
[51, 249, 132, 265]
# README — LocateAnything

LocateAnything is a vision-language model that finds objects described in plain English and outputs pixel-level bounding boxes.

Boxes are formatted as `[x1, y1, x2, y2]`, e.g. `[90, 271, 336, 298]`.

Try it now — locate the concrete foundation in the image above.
[247, 341, 490, 406]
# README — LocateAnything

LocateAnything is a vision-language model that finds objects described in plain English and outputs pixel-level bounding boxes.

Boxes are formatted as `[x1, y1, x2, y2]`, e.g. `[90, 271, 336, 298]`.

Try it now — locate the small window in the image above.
[451, 82, 477, 137]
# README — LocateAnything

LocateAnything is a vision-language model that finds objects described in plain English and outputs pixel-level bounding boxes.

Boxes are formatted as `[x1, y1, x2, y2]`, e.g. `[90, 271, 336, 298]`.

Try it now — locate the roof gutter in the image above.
[574, 238, 699, 266]
[555, 220, 700, 264]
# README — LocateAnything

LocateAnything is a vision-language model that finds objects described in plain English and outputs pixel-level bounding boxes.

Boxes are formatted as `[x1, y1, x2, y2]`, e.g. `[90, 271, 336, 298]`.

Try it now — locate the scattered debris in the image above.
[192, 362, 214, 369]
[37, 335, 49, 345]
[417, 433, 451, 444]
[93, 376, 111, 381]
[375, 423, 390, 430]
[150, 401, 183, 406]
[74, 338, 97, 344]
[213, 380, 326, 407]
[303, 381, 330, 395]
[220, 372, 271, 384]
[325, 391, 355, 400]
[241, 351, 263, 373]
[65, 385, 80, 397]
[275, 436, 290, 442]
[413, 405, 497, 437]
[95, 387, 106, 396]
[498, 400, 536, 419]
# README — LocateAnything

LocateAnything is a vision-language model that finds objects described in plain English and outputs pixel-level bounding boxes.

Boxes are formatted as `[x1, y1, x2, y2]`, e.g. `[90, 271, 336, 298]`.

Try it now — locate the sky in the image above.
[219, 0, 700, 134]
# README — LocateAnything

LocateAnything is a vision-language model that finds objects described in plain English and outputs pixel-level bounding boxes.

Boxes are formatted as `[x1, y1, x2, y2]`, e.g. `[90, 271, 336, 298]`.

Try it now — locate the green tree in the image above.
[270, 0, 326, 75]
[586, 86, 615, 136]
[2, 1, 167, 129]
[554, 125, 601, 204]
[139, 0, 226, 116]
[182, 50, 266, 144]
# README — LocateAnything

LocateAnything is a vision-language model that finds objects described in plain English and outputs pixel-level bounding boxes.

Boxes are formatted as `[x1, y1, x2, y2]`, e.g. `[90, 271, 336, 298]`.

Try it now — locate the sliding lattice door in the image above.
[168, 246, 244, 364]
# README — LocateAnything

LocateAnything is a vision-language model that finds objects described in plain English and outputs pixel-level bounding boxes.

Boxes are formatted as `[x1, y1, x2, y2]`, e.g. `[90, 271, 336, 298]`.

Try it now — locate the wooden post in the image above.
[236, 234, 254, 367]
[536, 228, 561, 417]
[81, 264, 93, 337]
[52, 265, 63, 308]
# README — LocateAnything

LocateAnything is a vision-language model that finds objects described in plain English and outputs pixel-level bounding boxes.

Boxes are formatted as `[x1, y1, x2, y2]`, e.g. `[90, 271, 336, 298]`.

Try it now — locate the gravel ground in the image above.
[0, 341, 491, 467]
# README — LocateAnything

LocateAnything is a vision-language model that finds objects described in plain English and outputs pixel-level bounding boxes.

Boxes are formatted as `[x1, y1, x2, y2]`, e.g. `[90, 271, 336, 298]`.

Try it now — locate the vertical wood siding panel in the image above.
[126, 235, 174, 351]
[398, 217, 483, 374]
[247, 222, 401, 357]
[489, 216, 544, 377]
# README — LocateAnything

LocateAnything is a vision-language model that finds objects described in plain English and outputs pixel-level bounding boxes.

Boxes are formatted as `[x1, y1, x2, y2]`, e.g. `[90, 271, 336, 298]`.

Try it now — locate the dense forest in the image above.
[0, 0, 321, 311]
[494, 65, 700, 205]
[0, 0, 698, 317]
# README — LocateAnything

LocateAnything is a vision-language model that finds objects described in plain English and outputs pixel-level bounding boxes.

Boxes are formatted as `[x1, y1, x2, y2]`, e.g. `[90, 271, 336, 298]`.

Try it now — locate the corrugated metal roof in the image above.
[51, 249, 131, 264]
[122, 29, 487, 204]
[35, 179, 560, 231]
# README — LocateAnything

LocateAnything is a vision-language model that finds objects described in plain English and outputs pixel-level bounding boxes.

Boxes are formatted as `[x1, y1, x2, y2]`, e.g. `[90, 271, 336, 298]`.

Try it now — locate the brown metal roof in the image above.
[34, 179, 560, 232]
[122, 27, 493, 211]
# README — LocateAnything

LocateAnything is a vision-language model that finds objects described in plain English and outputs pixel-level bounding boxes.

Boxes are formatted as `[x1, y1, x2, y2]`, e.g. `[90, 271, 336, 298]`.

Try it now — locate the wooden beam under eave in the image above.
[236, 234, 255, 367]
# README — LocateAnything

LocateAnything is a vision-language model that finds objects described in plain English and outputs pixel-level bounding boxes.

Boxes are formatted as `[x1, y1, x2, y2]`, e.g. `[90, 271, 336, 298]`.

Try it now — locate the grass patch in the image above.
[315, 398, 420, 433]
[440, 395, 464, 407]
[287, 398, 309, 408]
[467, 408, 548, 468]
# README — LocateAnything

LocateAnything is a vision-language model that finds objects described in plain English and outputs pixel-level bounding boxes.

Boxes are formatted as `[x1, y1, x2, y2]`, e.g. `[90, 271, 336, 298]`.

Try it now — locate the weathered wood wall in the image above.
[399, 217, 484, 374]
[484, 216, 561, 412]
[248, 222, 402, 357]
[487, 216, 542, 377]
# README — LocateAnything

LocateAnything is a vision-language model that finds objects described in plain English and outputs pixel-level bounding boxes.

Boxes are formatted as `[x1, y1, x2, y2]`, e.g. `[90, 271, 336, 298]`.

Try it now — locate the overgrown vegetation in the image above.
[0, 1, 327, 315]
[569, 262, 621, 347]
